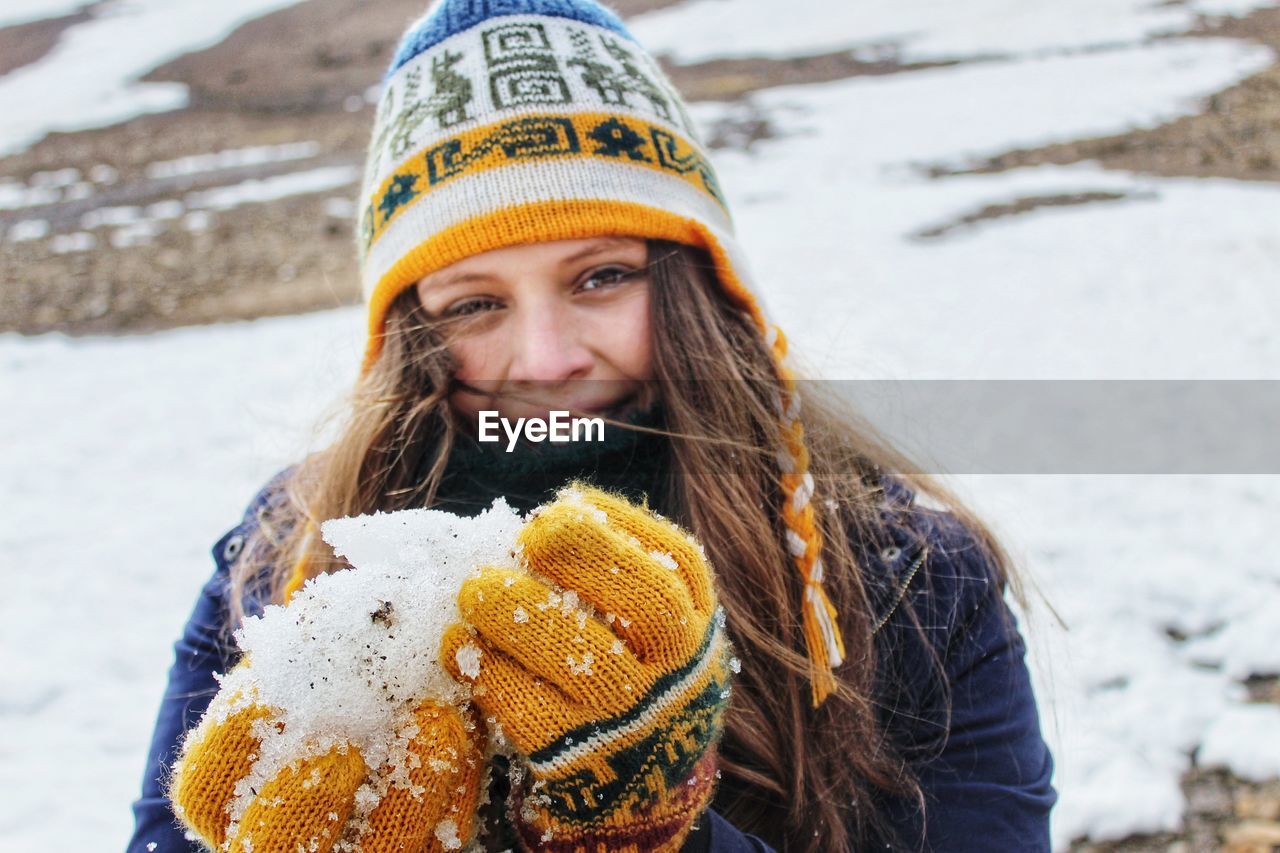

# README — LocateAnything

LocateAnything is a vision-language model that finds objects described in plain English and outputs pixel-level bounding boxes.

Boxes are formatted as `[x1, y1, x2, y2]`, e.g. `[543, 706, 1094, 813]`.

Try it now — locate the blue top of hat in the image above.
[387, 0, 635, 79]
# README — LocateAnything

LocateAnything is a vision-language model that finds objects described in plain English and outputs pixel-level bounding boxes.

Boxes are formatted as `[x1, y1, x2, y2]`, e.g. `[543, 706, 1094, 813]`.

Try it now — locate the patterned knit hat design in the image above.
[356, 0, 846, 707]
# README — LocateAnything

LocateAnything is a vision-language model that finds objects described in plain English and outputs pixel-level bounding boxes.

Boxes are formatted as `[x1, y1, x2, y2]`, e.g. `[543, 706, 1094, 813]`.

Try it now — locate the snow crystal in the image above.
[729, 657, 742, 674]
[454, 643, 482, 679]
[206, 498, 524, 836]
[566, 652, 595, 676]
[512, 606, 529, 624]
[555, 486, 608, 523]
[649, 550, 679, 571]
[434, 818, 462, 850]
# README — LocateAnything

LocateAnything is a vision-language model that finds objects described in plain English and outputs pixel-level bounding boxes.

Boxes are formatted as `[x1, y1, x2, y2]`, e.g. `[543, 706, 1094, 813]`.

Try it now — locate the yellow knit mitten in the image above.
[168, 662, 486, 853]
[440, 485, 734, 852]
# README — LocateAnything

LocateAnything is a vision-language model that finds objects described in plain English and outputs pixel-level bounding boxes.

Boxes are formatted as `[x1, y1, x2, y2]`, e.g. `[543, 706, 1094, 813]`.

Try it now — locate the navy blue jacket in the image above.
[126, 471, 1054, 851]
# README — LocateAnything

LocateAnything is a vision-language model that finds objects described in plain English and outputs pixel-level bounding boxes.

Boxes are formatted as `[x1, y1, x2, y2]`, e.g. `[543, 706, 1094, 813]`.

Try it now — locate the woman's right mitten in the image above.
[167, 661, 487, 852]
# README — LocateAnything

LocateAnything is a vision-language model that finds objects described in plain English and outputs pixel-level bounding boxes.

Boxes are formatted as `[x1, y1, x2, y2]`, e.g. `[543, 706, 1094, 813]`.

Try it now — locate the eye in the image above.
[442, 296, 502, 318]
[579, 265, 643, 292]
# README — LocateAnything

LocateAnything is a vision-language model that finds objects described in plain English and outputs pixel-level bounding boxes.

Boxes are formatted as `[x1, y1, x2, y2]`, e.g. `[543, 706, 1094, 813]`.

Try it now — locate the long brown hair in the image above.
[231, 239, 1029, 851]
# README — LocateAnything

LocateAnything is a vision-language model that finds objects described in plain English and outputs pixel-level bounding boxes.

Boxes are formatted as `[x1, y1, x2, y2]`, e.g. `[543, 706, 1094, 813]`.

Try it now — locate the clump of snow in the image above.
[550, 486, 608, 524]
[433, 817, 462, 850]
[111, 220, 166, 249]
[649, 550, 679, 571]
[203, 498, 525, 841]
[324, 197, 356, 219]
[89, 164, 118, 185]
[454, 642, 483, 680]
[1198, 705, 1280, 782]
[80, 206, 143, 230]
[566, 651, 595, 676]
[6, 219, 49, 242]
[182, 166, 360, 212]
[0, 179, 59, 210]
[30, 167, 80, 189]
[50, 232, 96, 254]
[146, 142, 320, 180]
[182, 211, 213, 232]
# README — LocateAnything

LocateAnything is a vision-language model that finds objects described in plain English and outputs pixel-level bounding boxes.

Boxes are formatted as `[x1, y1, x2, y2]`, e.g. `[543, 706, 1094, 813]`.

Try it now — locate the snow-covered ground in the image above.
[2, 1, 1280, 850]
[0, 0, 313, 157]
[629, 0, 1273, 62]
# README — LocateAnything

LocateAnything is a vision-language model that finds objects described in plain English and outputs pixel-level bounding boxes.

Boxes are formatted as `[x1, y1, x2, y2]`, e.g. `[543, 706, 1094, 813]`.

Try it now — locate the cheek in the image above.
[446, 334, 502, 383]
[593, 285, 653, 380]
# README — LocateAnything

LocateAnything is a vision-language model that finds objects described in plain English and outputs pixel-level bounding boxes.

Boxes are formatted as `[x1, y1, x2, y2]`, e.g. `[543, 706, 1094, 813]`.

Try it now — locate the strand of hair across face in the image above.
[767, 325, 847, 708]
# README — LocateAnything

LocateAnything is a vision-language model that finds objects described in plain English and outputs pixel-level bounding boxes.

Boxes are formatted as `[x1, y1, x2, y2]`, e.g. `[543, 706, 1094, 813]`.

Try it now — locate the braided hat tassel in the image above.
[769, 326, 847, 708]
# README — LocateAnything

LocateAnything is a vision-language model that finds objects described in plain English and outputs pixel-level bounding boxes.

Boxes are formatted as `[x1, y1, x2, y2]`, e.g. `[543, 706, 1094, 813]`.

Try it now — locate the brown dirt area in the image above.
[908, 191, 1139, 241]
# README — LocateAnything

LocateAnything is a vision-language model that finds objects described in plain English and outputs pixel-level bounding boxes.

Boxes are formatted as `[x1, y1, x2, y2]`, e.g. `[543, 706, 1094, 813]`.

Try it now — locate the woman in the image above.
[127, 0, 1056, 850]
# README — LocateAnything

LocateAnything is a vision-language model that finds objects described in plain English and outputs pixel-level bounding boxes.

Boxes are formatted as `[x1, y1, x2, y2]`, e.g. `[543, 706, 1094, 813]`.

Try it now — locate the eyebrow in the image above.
[422, 238, 641, 291]
[424, 270, 495, 291]
[558, 237, 639, 266]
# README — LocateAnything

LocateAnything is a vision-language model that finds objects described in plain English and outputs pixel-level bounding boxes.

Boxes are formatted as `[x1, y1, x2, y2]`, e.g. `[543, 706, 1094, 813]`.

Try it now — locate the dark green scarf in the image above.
[431, 405, 673, 517]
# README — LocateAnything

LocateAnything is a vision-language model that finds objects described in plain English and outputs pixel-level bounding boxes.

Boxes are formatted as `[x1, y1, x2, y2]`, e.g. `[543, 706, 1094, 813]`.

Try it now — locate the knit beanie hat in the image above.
[355, 0, 846, 707]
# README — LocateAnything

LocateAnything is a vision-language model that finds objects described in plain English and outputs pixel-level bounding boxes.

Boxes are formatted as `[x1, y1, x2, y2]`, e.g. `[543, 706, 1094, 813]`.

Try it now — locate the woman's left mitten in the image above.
[441, 485, 735, 852]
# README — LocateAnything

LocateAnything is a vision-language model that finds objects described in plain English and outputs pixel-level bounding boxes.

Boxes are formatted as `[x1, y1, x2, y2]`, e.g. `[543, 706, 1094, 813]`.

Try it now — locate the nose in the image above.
[506, 296, 594, 384]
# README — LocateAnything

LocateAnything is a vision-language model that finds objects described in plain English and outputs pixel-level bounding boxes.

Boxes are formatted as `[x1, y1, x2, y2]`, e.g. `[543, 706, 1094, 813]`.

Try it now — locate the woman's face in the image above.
[415, 236, 654, 423]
